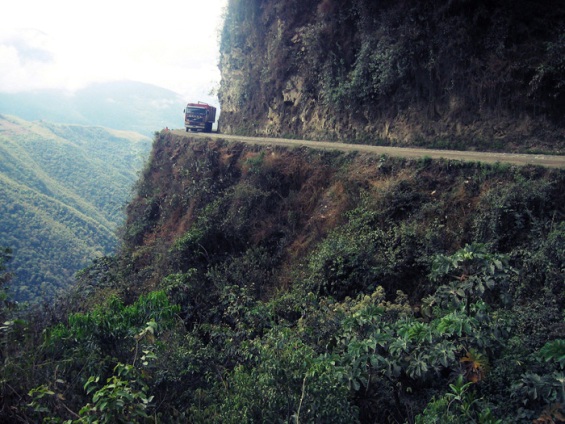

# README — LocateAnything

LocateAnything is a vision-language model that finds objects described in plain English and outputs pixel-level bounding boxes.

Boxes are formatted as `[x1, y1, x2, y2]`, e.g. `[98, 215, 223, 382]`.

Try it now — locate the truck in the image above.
[184, 102, 216, 133]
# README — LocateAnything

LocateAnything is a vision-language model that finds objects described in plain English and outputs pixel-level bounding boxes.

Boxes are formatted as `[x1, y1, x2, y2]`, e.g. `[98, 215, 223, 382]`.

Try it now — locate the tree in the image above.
[0, 247, 13, 320]
[428, 243, 513, 314]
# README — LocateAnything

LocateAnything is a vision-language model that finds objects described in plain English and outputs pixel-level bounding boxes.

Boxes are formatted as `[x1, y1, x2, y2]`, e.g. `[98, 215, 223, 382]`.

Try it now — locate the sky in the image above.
[0, 0, 227, 104]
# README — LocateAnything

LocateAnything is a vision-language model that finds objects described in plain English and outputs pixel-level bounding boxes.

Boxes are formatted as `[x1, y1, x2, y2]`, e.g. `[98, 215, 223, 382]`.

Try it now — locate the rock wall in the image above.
[218, 0, 565, 152]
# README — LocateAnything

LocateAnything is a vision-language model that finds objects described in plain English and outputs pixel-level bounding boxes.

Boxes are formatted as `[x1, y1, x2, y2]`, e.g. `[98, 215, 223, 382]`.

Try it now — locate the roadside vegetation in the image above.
[1, 135, 564, 423]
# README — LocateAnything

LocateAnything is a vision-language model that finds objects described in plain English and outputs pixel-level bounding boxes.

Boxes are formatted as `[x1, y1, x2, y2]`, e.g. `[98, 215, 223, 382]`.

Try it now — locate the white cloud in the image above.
[0, 29, 65, 92]
[0, 0, 227, 101]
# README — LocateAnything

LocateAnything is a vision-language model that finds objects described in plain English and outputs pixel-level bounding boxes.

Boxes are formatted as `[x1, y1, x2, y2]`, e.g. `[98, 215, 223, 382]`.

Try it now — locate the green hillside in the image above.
[2, 135, 564, 423]
[0, 115, 151, 301]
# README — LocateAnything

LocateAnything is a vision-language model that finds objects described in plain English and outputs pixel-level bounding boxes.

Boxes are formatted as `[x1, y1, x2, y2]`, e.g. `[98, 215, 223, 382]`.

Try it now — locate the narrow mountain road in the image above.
[171, 130, 565, 169]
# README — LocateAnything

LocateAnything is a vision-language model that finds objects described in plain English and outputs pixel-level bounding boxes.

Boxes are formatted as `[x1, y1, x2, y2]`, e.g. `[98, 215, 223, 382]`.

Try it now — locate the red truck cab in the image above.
[184, 102, 216, 132]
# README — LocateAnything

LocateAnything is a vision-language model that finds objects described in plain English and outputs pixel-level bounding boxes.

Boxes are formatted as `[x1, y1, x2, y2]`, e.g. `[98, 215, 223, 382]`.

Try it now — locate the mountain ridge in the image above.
[0, 80, 187, 135]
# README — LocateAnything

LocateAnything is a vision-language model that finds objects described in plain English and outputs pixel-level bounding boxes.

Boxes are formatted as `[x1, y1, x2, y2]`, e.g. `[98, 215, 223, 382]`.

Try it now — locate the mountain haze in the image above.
[0, 80, 185, 135]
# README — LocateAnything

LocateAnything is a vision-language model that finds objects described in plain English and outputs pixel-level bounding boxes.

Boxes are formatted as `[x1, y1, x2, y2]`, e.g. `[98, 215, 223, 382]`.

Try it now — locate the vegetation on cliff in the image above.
[219, 0, 565, 151]
[1, 133, 564, 423]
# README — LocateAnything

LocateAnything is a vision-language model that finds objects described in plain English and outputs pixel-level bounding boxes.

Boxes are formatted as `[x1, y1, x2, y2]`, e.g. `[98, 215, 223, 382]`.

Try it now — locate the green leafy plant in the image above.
[416, 375, 502, 424]
[79, 363, 154, 424]
[215, 327, 356, 423]
[540, 340, 565, 369]
[429, 243, 513, 313]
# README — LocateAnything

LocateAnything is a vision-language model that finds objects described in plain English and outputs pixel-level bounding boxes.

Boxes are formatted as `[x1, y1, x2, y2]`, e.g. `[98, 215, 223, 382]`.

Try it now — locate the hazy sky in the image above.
[0, 0, 227, 102]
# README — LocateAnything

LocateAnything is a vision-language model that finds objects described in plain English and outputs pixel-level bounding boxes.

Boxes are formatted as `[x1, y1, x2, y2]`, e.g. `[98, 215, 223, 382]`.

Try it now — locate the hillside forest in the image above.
[0, 115, 151, 301]
[1, 133, 564, 423]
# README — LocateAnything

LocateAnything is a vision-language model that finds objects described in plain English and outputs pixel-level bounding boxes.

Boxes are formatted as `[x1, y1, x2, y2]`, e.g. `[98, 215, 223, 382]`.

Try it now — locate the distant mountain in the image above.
[0, 115, 152, 301]
[0, 81, 185, 135]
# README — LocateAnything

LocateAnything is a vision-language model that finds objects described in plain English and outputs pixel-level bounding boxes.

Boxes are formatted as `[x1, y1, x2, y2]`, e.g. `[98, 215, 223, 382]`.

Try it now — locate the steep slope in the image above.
[2, 134, 565, 422]
[0, 115, 151, 300]
[219, 0, 565, 152]
[80, 135, 565, 421]
[3, 0, 565, 416]
[120, 133, 565, 301]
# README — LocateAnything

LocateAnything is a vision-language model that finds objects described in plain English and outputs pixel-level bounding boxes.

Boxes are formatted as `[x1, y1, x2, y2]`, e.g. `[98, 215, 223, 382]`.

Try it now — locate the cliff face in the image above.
[120, 132, 565, 302]
[218, 0, 565, 151]
[5, 131, 565, 423]
[115, 134, 565, 423]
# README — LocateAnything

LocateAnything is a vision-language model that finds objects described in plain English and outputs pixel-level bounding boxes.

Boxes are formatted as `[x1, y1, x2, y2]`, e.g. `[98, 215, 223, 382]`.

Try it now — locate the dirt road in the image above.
[171, 130, 565, 169]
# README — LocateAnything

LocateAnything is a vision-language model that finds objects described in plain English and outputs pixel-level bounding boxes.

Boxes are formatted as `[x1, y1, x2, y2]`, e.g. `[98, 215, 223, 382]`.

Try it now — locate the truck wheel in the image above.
[185, 127, 189, 132]
[205, 122, 212, 133]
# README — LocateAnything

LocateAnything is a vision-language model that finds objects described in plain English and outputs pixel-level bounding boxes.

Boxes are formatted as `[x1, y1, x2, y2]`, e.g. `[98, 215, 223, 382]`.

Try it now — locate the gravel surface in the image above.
[171, 130, 565, 169]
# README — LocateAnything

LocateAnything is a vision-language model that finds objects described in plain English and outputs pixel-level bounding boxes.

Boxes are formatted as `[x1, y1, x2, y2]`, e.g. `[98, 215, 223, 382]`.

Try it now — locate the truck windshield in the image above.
[186, 107, 206, 116]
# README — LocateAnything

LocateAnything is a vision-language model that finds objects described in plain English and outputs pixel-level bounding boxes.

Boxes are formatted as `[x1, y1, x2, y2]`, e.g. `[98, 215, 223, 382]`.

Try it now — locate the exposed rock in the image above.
[219, 0, 565, 152]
